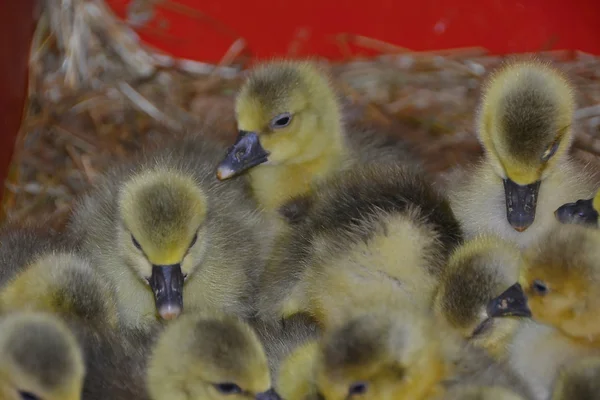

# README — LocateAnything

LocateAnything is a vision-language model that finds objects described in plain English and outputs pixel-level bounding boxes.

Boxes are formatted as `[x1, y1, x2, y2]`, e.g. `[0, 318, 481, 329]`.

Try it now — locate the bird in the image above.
[0, 251, 155, 400]
[250, 313, 321, 385]
[256, 162, 462, 330]
[146, 310, 282, 400]
[517, 223, 600, 344]
[0, 312, 85, 400]
[216, 60, 415, 215]
[554, 187, 600, 228]
[433, 235, 531, 359]
[68, 135, 273, 330]
[0, 251, 120, 330]
[276, 340, 321, 400]
[505, 320, 600, 400]
[0, 223, 68, 288]
[551, 356, 600, 400]
[436, 385, 525, 400]
[277, 310, 452, 400]
[447, 58, 599, 248]
[276, 309, 526, 400]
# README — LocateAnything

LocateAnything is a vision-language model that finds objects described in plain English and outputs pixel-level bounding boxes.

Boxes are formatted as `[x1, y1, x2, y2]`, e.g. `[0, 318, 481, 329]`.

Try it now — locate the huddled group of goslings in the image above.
[1, 57, 600, 400]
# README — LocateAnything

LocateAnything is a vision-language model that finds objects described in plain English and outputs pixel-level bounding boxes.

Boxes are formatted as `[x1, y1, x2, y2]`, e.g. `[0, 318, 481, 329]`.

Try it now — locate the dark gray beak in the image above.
[216, 131, 269, 180]
[255, 388, 282, 400]
[503, 179, 541, 232]
[149, 264, 184, 320]
[487, 283, 532, 319]
[555, 198, 598, 227]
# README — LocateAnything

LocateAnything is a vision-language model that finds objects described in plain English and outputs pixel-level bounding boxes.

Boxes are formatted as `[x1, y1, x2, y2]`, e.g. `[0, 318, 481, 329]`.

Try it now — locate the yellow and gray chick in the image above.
[216, 60, 415, 214]
[506, 320, 600, 400]
[278, 310, 452, 400]
[256, 163, 462, 330]
[0, 223, 68, 288]
[69, 135, 272, 330]
[0, 312, 85, 400]
[434, 235, 531, 359]
[448, 58, 599, 248]
[147, 311, 281, 400]
[0, 251, 154, 400]
[517, 223, 600, 344]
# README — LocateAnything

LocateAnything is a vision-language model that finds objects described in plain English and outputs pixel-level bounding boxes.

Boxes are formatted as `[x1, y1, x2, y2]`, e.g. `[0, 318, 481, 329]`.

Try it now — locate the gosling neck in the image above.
[248, 120, 348, 213]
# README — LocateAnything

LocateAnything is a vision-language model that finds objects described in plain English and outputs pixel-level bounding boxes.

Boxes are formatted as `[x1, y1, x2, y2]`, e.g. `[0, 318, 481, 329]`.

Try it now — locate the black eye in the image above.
[214, 383, 242, 394]
[19, 392, 41, 400]
[270, 112, 292, 129]
[348, 381, 368, 396]
[189, 233, 198, 249]
[132, 235, 142, 250]
[532, 280, 548, 295]
[541, 141, 559, 162]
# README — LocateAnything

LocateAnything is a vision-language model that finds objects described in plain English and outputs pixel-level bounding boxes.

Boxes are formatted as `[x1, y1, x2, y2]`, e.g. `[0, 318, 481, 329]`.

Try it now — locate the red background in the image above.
[107, 0, 600, 62]
[2, 0, 600, 199]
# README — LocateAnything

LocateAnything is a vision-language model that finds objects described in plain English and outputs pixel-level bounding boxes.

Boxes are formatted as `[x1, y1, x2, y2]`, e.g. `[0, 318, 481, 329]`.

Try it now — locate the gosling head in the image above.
[518, 224, 600, 341]
[435, 236, 531, 354]
[478, 59, 575, 232]
[119, 168, 208, 321]
[315, 312, 447, 400]
[555, 189, 600, 228]
[0, 313, 84, 400]
[217, 60, 342, 180]
[0, 252, 119, 328]
[147, 313, 281, 400]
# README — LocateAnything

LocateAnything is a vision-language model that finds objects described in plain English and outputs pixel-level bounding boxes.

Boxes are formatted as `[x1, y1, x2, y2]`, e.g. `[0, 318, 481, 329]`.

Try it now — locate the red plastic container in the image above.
[107, 0, 600, 63]
[2, 0, 600, 201]
[0, 1, 37, 203]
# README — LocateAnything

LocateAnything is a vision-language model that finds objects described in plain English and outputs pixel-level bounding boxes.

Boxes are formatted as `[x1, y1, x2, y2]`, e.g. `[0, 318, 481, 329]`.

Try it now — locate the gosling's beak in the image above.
[554, 198, 598, 226]
[149, 264, 184, 320]
[487, 283, 532, 319]
[503, 179, 541, 232]
[216, 131, 269, 180]
[255, 388, 282, 400]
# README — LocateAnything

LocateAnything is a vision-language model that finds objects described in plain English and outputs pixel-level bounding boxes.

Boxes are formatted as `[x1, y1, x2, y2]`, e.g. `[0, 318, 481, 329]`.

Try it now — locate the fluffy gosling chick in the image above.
[279, 310, 451, 400]
[555, 187, 600, 227]
[507, 320, 600, 400]
[0, 251, 119, 329]
[0, 251, 153, 400]
[0, 224, 67, 288]
[434, 235, 531, 358]
[449, 59, 598, 247]
[551, 356, 600, 400]
[69, 137, 270, 329]
[251, 313, 321, 384]
[438, 385, 525, 400]
[0, 312, 84, 400]
[147, 312, 281, 400]
[276, 340, 321, 400]
[279, 312, 529, 400]
[216, 60, 412, 213]
[257, 163, 462, 329]
[518, 224, 600, 344]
